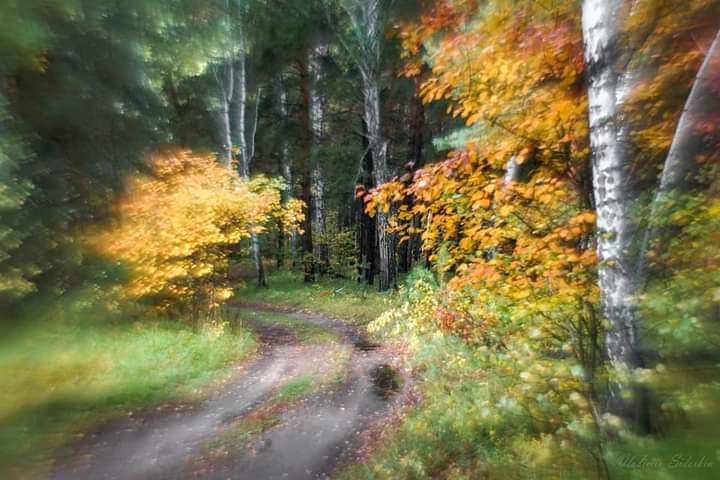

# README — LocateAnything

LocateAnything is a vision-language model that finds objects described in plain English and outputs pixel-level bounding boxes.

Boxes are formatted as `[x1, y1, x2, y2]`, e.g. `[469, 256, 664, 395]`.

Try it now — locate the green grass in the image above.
[206, 415, 282, 452]
[271, 346, 353, 405]
[339, 336, 720, 479]
[236, 309, 339, 344]
[323, 345, 353, 387]
[273, 375, 316, 404]
[338, 335, 507, 480]
[0, 315, 257, 478]
[235, 269, 397, 324]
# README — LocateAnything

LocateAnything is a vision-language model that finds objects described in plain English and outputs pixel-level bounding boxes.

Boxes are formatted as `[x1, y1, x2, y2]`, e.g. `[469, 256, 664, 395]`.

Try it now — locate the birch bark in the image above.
[233, 41, 266, 287]
[276, 74, 296, 266]
[637, 29, 720, 281]
[308, 43, 328, 275]
[582, 0, 644, 417]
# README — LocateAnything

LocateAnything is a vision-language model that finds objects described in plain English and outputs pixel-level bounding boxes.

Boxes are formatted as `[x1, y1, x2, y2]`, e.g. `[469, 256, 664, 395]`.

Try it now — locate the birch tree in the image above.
[216, 1, 236, 169]
[339, 0, 396, 291]
[582, 0, 645, 420]
[636, 29, 720, 281]
[275, 73, 297, 267]
[308, 42, 329, 275]
[233, 42, 267, 287]
[212, 0, 266, 287]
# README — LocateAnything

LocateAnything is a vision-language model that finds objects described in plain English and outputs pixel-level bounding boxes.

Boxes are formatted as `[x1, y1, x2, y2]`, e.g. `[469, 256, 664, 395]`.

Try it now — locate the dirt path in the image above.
[52, 305, 406, 480]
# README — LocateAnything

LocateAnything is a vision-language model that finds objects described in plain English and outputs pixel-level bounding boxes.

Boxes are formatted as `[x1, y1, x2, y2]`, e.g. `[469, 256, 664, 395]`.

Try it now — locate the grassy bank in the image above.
[342, 334, 720, 479]
[235, 269, 397, 324]
[0, 314, 257, 477]
[339, 334, 601, 480]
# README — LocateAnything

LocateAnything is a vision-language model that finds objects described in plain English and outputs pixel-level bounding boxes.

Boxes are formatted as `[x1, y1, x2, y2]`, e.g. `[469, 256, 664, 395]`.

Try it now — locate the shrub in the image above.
[89, 149, 303, 315]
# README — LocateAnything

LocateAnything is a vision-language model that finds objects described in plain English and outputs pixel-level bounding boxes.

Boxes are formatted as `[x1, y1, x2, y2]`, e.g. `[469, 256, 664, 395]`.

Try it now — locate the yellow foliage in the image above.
[89, 149, 304, 314]
[366, 3, 604, 462]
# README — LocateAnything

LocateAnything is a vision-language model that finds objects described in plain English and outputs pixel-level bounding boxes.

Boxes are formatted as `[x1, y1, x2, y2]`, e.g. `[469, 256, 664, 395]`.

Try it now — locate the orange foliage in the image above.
[623, 0, 720, 176]
[368, 1, 599, 341]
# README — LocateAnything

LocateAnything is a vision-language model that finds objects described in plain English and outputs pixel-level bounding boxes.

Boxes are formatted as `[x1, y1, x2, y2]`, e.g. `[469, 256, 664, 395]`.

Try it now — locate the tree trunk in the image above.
[503, 156, 521, 186]
[275, 73, 296, 269]
[363, 79, 395, 291]
[308, 43, 328, 277]
[233, 47, 266, 288]
[235, 52, 249, 177]
[358, 118, 376, 285]
[636, 29, 720, 282]
[399, 77, 426, 274]
[164, 74, 190, 146]
[297, 56, 315, 283]
[219, 62, 234, 169]
[340, 0, 395, 289]
[582, 0, 645, 423]
[354, 0, 395, 291]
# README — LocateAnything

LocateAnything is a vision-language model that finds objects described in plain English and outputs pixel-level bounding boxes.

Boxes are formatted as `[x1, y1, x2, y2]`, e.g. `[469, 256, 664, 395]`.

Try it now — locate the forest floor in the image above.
[50, 296, 412, 479]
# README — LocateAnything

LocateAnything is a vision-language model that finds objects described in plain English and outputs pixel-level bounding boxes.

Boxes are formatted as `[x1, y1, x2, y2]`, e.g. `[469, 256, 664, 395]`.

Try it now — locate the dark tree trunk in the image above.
[164, 74, 189, 146]
[358, 120, 376, 285]
[297, 57, 315, 283]
[399, 77, 426, 274]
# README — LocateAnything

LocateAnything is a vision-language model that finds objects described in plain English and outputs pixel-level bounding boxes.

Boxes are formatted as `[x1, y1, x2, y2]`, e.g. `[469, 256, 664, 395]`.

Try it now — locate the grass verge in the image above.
[338, 333, 601, 480]
[205, 415, 283, 452]
[273, 375, 316, 404]
[272, 346, 353, 405]
[0, 315, 257, 478]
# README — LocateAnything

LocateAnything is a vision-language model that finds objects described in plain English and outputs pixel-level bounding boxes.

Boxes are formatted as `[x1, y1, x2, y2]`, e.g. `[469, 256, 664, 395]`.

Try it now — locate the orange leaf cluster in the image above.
[368, 1, 599, 338]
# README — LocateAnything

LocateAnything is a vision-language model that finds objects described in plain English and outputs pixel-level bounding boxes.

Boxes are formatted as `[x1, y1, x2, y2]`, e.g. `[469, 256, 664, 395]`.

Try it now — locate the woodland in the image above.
[1, 0, 720, 479]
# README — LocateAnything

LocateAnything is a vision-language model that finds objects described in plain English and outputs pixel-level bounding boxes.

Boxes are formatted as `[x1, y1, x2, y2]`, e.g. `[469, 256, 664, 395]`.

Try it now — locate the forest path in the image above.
[52, 304, 406, 480]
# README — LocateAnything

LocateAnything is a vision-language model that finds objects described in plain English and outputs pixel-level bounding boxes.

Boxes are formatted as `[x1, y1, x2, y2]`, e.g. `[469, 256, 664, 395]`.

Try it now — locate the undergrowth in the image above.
[341, 267, 720, 479]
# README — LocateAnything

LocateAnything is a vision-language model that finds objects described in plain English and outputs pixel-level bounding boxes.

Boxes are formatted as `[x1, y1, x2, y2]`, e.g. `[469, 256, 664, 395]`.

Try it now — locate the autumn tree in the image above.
[581, 0, 646, 423]
[337, 0, 397, 291]
[0, 0, 237, 318]
[90, 150, 302, 315]
[582, 0, 720, 425]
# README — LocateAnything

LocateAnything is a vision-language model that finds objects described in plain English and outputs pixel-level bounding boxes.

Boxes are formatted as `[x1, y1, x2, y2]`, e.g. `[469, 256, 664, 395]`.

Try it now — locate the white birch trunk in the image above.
[582, 0, 643, 415]
[637, 29, 720, 281]
[233, 41, 265, 287]
[276, 74, 297, 261]
[503, 156, 521, 188]
[216, 61, 234, 169]
[235, 49, 249, 178]
[353, 0, 395, 291]
[218, 0, 234, 169]
[309, 43, 328, 274]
